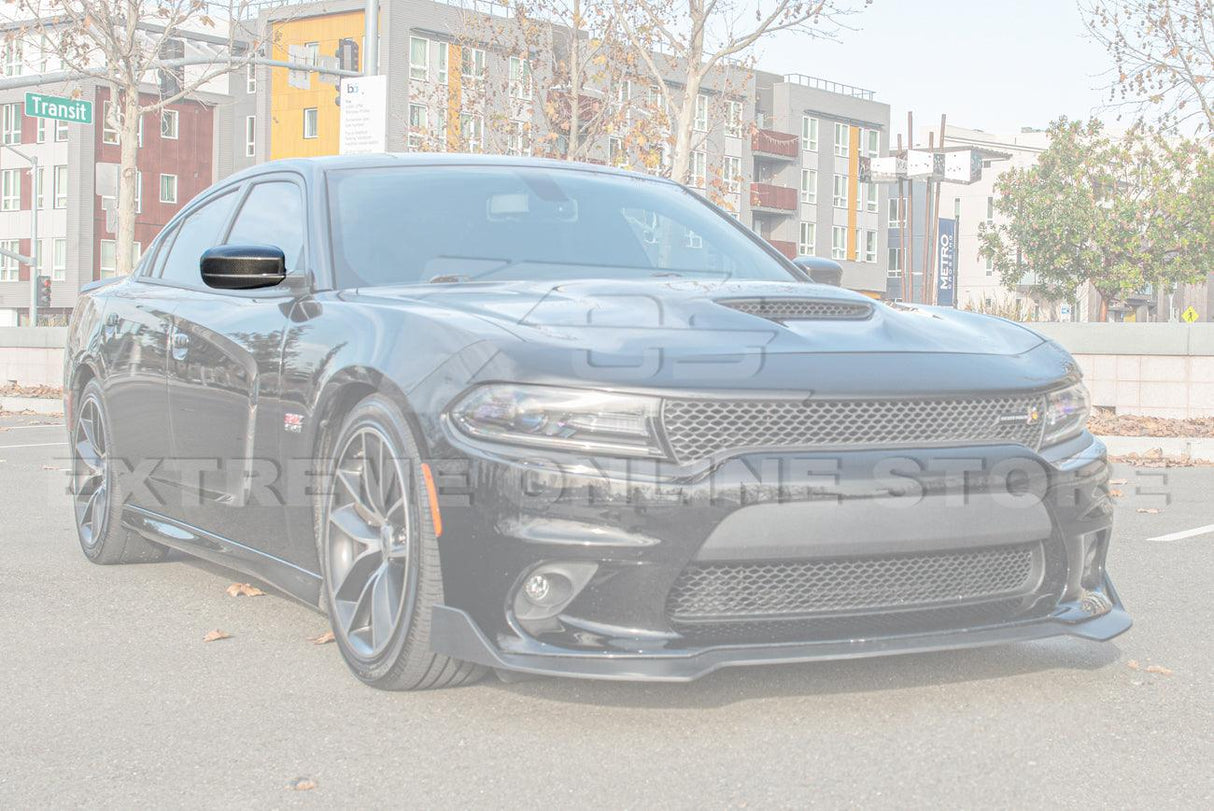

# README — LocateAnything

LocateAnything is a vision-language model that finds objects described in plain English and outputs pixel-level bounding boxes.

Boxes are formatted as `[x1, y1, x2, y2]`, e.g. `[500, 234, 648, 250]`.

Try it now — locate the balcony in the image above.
[750, 182, 798, 213]
[767, 239, 797, 259]
[751, 128, 799, 159]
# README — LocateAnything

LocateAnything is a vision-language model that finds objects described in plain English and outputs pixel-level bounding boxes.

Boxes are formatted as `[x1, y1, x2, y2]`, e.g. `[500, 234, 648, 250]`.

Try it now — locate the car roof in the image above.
[223, 153, 681, 187]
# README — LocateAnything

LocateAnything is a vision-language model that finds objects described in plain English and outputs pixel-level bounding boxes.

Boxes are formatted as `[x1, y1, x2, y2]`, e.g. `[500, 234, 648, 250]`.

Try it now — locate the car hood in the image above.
[362, 278, 1046, 357]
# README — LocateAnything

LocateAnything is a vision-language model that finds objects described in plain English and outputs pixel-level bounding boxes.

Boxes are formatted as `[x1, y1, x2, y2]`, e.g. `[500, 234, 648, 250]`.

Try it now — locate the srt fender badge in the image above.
[284, 413, 305, 433]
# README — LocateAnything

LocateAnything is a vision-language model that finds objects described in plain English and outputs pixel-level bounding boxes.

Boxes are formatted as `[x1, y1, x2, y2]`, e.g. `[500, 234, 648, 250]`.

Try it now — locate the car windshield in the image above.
[326, 165, 798, 288]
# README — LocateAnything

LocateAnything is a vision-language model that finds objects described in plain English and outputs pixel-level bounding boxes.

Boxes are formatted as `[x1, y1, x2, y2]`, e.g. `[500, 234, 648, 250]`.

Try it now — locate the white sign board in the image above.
[868, 156, 906, 182]
[339, 75, 387, 155]
[944, 149, 983, 184]
[287, 45, 311, 89]
[907, 150, 944, 180]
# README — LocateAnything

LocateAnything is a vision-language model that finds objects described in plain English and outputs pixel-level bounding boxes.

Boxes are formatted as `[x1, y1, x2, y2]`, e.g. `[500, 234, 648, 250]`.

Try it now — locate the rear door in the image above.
[164, 176, 309, 560]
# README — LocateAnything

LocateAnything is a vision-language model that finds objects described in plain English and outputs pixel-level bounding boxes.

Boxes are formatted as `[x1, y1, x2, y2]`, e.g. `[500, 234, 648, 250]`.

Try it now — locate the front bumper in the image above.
[426, 433, 1130, 681]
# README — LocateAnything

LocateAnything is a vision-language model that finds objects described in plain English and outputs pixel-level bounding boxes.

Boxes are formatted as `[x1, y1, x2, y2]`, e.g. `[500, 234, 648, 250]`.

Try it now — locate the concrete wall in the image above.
[0, 327, 67, 387]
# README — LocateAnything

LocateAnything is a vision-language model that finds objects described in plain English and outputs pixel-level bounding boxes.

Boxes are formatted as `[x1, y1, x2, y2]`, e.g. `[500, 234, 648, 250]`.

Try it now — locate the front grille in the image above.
[666, 543, 1040, 624]
[718, 297, 873, 321]
[660, 395, 1046, 461]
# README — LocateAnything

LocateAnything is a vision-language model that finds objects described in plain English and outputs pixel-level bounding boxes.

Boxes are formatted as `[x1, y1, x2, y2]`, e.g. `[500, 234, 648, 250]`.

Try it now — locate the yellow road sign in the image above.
[1181, 306, 1199, 323]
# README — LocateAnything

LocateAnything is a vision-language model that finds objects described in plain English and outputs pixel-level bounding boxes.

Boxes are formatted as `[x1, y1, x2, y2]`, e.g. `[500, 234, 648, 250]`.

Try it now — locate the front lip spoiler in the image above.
[430, 581, 1131, 683]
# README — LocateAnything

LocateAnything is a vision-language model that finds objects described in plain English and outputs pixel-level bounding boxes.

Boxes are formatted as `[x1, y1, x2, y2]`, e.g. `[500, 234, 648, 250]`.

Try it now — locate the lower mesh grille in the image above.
[666, 543, 1040, 624]
[660, 395, 1046, 462]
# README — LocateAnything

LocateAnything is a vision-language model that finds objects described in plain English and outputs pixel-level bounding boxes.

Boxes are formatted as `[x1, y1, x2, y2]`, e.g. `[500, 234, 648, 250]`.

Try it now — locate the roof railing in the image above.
[782, 73, 875, 101]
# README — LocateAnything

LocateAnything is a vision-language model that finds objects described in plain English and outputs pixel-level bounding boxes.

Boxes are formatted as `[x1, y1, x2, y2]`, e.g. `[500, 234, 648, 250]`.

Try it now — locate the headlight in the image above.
[1041, 382, 1091, 446]
[449, 384, 666, 458]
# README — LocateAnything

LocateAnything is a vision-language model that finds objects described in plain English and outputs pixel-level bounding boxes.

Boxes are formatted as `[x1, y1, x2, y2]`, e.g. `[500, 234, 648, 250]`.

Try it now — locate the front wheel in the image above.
[318, 394, 484, 690]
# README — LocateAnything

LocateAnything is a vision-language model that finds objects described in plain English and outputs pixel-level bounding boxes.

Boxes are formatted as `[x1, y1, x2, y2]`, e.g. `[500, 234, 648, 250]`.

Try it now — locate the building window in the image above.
[303, 107, 318, 139]
[134, 169, 142, 213]
[953, 196, 961, 221]
[408, 104, 427, 150]
[509, 56, 533, 100]
[102, 101, 119, 144]
[832, 174, 848, 209]
[831, 226, 847, 260]
[798, 221, 816, 256]
[863, 128, 879, 158]
[723, 155, 742, 194]
[802, 116, 818, 151]
[986, 254, 994, 274]
[863, 182, 879, 214]
[693, 94, 708, 132]
[3, 38, 22, 76]
[1, 103, 20, 145]
[409, 37, 429, 81]
[52, 238, 66, 282]
[508, 120, 531, 156]
[99, 240, 116, 278]
[888, 196, 904, 227]
[35, 118, 46, 144]
[34, 167, 44, 209]
[159, 174, 177, 204]
[460, 113, 483, 152]
[436, 42, 449, 84]
[608, 136, 626, 168]
[986, 195, 994, 223]
[245, 116, 256, 157]
[52, 165, 67, 208]
[0, 240, 18, 281]
[834, 122, 849, 157]
[725, 100, 743, 138]
[864, 229, 877, 263]
[301, 42, 319, 66]
[55, 120, 67, 141]
[462, 47, 486, 80]
[800, 168, 817, 204]
[246, 63, 256, 94]
[0, 168, 19, 211]
[161, 108, 179, 139]
[690, 150, 706, 189]
[888, 246, 902, 277]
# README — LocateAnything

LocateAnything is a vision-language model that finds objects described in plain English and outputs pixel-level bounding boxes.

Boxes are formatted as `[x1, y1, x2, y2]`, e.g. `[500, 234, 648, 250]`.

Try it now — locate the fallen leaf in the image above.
[1109, 478, 1128, 485]
[1109, 489, 1123, 498]
[286, 777, 317, 791]
[203, 629, 232, 643]
[1136, 507, 1162, 514]
[226, 582, 265, 597]
[308, 630, 335, 645]
[1127, 660, 1140, 670]
[1145, 665, 1173, 676]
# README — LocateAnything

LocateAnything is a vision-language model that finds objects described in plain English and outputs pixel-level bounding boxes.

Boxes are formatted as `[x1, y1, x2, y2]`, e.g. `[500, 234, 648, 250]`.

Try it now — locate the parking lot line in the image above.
[0, 423, 65, 431]
[1147, 523, 1214, 543]
[0, 441, 67, 450]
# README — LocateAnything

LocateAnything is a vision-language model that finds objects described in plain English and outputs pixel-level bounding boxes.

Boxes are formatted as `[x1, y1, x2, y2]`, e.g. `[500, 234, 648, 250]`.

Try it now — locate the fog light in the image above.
[523, 573, 552, 604]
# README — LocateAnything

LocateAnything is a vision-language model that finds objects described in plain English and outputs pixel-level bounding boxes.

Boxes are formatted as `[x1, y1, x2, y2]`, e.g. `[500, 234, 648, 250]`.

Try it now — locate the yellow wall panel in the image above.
[847, 126, 860, 261]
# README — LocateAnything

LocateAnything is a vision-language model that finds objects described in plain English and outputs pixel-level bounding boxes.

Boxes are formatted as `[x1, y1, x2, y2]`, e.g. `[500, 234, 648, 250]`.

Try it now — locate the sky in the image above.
[756, 0, 1118, 139]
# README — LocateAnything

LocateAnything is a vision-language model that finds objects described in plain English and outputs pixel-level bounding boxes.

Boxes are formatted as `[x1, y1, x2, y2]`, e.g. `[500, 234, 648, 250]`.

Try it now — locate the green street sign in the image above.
[24, 92, 93, 125]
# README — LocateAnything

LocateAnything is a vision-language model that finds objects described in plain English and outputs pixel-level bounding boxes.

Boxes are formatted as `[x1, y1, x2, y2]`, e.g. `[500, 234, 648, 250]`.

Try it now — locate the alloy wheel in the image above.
[72, 395, 110, 549]
[325, 426, 414, 660]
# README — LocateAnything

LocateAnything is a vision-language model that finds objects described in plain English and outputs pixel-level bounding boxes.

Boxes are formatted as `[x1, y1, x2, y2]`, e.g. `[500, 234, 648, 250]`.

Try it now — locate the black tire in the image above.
[71, 380, 166, 565]
[318, 393, 484, 690]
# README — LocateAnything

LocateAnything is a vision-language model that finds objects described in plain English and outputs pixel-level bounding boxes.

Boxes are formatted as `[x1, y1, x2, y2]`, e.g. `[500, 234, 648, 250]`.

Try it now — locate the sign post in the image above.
[24, 91, 92, 124]
[338, 75, 387, 155]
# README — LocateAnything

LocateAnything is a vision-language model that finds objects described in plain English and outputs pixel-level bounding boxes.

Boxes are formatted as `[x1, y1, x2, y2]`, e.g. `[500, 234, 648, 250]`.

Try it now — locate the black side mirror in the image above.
[200, 244, 287, 290]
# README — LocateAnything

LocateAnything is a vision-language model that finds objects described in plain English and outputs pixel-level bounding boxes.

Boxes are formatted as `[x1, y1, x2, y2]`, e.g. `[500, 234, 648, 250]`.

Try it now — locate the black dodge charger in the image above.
[64, 155, 1129, 689]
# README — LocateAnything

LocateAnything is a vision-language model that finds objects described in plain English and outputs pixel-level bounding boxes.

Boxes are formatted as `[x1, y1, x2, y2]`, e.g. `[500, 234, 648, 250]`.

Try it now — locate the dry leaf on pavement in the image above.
[1126, 660, 1139, 670]
[1144, 665, 1174, 676]
[226, 582, 265, 597]
[286, 777, 317, 791]
[308, 631, 335, 645]
[1109, 489, 1123, 498]
[1136, 507, 1162, 514]
[1109, 478, 1127, 485]
[203, 629, 232, 643]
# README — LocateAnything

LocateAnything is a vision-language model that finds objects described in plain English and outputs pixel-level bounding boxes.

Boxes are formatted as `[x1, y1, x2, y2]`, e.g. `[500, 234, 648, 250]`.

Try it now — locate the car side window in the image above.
[225, 181, 306, 273]
[158, 190, 239, 286]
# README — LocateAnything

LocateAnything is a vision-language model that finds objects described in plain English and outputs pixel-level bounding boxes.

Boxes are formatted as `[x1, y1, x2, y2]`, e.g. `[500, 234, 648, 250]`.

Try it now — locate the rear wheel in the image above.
[319, 394, 484, 690]
[71, 380, 166, 565]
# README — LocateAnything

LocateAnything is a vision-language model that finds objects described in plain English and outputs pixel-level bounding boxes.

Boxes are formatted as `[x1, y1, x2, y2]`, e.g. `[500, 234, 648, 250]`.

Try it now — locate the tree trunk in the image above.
[115, 88, 141, 277]
[669, 73, 701, 186]
[567, 1, 582, 161]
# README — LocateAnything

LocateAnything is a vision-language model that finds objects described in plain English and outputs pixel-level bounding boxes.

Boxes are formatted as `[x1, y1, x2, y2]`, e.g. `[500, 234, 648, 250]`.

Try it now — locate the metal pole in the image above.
[364, 0, 379, 76]
[29, 155, 38, 326]
[905, 112, 915, 302]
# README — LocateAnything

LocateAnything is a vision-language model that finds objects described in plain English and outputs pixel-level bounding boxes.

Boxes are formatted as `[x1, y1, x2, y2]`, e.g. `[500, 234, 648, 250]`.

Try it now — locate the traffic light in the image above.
[337, 38, 359, 73]
[37, 275, 51, 309]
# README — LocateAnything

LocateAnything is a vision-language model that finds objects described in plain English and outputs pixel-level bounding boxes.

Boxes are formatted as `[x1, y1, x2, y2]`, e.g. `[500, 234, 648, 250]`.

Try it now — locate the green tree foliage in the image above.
[977, 118, 1214, 316]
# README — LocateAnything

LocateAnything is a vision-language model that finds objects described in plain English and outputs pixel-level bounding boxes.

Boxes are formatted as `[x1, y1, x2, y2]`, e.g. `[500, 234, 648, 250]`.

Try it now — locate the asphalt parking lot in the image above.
[1, 411, 1211, 808]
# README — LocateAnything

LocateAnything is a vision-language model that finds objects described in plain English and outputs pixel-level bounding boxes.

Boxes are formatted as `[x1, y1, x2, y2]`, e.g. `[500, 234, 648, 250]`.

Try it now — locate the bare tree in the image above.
[2, 1, 272, 275]
[612, 0, 863, 184]
[1082, 0, 1214, 133]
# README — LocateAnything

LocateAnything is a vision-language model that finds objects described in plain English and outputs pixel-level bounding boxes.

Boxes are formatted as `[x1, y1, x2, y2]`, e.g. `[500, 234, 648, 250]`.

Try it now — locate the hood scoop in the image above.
[717, 297, 873, 322]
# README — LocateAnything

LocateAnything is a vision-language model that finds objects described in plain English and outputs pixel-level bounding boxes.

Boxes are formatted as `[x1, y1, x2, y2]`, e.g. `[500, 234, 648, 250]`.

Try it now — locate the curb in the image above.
[1097, 435, 1214, 460]
[0, 396, 64, 415]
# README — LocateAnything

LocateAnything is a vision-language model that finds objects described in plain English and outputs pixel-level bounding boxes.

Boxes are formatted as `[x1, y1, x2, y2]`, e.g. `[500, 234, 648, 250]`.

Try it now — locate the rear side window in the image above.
[159, 190, 238, 286]
[225, 181, 306, 272]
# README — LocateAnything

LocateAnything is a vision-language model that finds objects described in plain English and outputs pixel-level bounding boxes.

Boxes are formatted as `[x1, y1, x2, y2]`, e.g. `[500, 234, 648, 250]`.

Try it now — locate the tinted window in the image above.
[327, 166, 794, 288]
[226, 181, 306, 272]
[159, 190, 238, 285]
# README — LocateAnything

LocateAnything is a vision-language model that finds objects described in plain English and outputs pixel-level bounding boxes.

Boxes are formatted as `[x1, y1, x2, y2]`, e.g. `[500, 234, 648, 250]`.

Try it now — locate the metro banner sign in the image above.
[25, 92, 93, 124]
